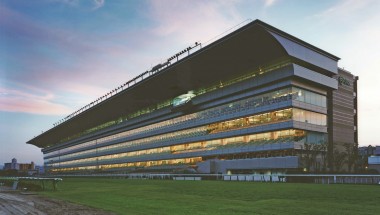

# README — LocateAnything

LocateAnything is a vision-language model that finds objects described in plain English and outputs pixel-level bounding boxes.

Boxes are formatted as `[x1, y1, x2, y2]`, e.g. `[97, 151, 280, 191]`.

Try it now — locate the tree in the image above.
[318, 141, 328, 172]
[301, 143, 313, 172]
[300, 142, 327, 173]
[344, 143, 358, 173]
[333, 149, 346, 172]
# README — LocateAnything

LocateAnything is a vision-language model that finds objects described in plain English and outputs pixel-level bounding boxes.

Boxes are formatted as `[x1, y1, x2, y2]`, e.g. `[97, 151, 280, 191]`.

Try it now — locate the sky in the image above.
[1, 0, 380, 166]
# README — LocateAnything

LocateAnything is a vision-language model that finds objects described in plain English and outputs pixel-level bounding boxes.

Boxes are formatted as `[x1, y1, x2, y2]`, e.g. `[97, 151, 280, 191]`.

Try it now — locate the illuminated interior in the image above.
[44, 86, 327, 158]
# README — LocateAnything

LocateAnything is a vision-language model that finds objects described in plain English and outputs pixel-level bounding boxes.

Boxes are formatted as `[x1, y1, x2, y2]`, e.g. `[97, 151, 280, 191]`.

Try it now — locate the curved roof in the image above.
[27, 19, 339, 148]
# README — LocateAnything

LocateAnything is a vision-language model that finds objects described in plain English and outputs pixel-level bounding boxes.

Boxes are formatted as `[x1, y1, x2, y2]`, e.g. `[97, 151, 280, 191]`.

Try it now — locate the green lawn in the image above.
[41, 178, 380, 215]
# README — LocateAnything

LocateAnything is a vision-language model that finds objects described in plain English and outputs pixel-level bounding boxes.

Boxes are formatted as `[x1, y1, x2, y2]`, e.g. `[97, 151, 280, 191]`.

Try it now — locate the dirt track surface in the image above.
[0, 189, 115, 215]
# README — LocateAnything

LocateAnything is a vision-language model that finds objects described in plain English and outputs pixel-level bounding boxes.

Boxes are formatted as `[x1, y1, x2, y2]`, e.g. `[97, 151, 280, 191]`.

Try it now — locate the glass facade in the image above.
[44, 87, 326, 158]
[49, 128, 328, 172]
[293, 87, 327, 108]
[51, 157, 203, 172]
[49, 128, 327, 172]
[50, 129, 304, 168]
[292, 108, 326, 125]
[45, 107, 326, 165]
[44, 74, 328, 173]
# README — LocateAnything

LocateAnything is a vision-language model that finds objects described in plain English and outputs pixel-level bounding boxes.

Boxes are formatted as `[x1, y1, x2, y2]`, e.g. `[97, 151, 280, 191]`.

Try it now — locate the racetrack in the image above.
[0, 188, 114, 215]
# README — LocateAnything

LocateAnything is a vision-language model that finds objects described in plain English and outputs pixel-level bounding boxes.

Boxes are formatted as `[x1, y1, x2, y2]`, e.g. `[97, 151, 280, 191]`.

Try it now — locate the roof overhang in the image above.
[27, 19, 340, 148]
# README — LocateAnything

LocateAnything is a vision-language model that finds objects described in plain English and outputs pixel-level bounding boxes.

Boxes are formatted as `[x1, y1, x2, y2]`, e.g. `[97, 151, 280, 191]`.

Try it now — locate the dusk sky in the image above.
[1, 0, 380, 166]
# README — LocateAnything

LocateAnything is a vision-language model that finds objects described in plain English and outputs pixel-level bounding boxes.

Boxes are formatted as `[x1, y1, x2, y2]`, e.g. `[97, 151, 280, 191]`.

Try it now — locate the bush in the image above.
[366, 169, 379, 174]
[18, 181, 43, 191]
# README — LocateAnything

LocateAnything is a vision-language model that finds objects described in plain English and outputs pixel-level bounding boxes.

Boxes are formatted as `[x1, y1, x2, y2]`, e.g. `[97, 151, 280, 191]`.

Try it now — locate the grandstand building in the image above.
[27, 20, 358, 174]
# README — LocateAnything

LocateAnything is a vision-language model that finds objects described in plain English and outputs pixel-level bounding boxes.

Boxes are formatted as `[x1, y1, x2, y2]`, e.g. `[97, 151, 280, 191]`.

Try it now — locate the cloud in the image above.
[0, 87, 72, 115]
[325, 0, 367, 14]
[1, 4, 134, 101]
[264, 0, 277, 7]
[0, 5, 97, 56]
[315, 0, 378, 22]
[61, 82, 111, 101]
[52, 0, 105, 10]
[148, 0, 243, 44]
[312, 0, 380, 147]
[54, 0, 78, 7]
[92, 0, 105, 10]
[312, 0, 380, 76]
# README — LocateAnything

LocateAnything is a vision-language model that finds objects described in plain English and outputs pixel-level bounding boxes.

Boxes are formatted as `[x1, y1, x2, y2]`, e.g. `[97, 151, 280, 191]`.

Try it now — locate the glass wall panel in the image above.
[50, 157, 203, 172]
[46, 129, 311, 168]
[292, 109, 326, 126]
[305, 132, 327, 144]
[45, 108, 327, 164]
[292, 87, 326, 107]
[45, 87, 327, 160]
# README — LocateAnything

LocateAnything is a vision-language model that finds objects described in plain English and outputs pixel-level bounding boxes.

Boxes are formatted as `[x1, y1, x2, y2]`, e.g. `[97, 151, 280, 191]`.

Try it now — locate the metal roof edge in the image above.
[252, 19, 340, 61]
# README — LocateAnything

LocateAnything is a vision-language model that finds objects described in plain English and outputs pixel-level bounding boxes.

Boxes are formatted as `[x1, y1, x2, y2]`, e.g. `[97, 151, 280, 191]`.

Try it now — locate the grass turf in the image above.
[41, 178, 380, 215]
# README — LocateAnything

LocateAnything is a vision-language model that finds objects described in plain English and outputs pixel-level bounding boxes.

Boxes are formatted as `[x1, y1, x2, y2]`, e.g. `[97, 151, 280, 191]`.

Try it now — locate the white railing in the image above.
[43, 173, 380, 184]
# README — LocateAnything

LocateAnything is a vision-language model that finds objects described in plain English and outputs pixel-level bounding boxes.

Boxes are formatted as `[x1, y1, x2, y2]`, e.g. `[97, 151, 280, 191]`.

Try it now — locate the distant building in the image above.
[3, 158, 35, 173]
[368, 156, 380, 172]
[358, 146, 380, 173]
[374, 146, 380, 155]
[358, 145, 377, 157]
[368, 146, 380, 173]
[35, 165, 45, 174]
[3, 158, 20, 170]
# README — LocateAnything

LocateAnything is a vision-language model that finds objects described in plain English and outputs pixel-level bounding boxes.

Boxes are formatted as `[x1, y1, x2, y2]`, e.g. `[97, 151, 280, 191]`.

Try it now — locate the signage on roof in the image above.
[173, 91, 196, 107]
[338, 76, 351, 86]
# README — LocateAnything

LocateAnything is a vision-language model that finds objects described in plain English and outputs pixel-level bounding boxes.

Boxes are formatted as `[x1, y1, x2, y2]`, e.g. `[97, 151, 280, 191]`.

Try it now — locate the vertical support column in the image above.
[354, 76, 359, 171]
[327, 90, 334, 172]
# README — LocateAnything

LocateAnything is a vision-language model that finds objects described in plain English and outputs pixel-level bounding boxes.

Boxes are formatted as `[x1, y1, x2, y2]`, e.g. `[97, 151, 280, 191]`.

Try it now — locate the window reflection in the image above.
[46, 129, 309, 168]
[44, 87, 327, 161]
[48, 128, 327, 172]
[51, 157, 203, 172]
[45, 108, 326, 164]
